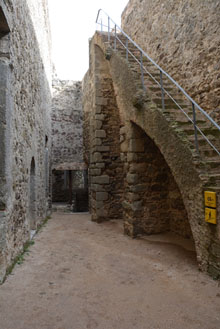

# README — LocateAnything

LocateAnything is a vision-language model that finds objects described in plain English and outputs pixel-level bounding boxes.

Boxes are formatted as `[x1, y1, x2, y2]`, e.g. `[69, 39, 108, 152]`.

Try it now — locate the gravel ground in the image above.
[0, 212, 219, 329]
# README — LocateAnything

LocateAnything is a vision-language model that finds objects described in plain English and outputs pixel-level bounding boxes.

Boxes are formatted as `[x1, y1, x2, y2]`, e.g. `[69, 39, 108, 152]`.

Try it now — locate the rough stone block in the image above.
[120, 126, 126, 135]
[91, 184, 105, 192]
[120, 153, 127, 162]
[92, 175, 110, 184]
[96, 208, 108, 218]
[127, 152, 138, 162]
[96, 105, 102, 114]
[94, 138, 102, 146]
[96, 163, 105, 169]
[120, 140, 129, 153]
[127, 173, 139, 184]
[95, 97, 108, 106]
[96, 192, 109, 201]
[90, 169, 101, 176]
[91, 152, 103, 163]
[122, 200, 131, 210]
[95, 146, 110, 152]
[127, 192, 140, 202]
[95, 130, 106, 138]
[94, 201, 104, 209]
[131, 200, 143, 212]
[95, 120, 102, 129]
[95, 114, 105, 121]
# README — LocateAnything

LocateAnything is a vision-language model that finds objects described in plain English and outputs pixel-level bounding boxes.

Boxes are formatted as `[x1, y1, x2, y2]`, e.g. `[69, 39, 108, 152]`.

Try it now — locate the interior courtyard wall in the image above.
[122, 0, 220, 118]
[84, 32, 220, 278]
[0, 0, 52, 282]
[52, 80, 83, 169]
[51, 79, 86, 203]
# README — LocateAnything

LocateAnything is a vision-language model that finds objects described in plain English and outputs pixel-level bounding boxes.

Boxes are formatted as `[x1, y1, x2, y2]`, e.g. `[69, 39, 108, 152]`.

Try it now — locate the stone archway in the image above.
[123, 121, 194, 244]
[83, 32, 220, 275]
[29, 157, 36, 229]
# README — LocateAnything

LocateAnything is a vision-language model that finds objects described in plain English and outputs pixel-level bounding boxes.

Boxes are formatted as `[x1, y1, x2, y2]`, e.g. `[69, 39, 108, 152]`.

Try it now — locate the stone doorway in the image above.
[123, 122, 196, 253]
[52, 169, 88, 212]
[29, 157, 36, 230]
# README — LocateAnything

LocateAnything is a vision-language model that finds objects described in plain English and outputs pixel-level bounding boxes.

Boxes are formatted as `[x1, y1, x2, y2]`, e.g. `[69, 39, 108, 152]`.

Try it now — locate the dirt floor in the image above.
[0, 212, 220, 329]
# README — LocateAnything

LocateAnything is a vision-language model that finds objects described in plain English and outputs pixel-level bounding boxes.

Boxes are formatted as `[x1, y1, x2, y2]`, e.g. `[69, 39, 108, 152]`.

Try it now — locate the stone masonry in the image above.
[83, 31, 220, 279]
[52, 79, 83, 170]
[83, 42, 124, 222]
[122, 0, 220, 119]
[51, 79, 87, 208]
[0, 0, 52, 283]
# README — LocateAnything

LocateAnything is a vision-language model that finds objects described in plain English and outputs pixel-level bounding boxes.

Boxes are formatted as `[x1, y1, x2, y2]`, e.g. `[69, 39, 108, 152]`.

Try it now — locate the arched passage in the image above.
[123, 122, 194, 245]
[29, 157, 36, 229]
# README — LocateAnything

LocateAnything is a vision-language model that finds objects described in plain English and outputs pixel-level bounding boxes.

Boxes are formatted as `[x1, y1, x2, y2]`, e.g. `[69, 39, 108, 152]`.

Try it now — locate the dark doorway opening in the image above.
[52, 169, 88, 212]
[29, 157, 36, 229]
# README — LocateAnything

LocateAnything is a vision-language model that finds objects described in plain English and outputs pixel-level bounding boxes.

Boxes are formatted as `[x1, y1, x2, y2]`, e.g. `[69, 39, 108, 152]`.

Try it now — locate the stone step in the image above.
[206, 160, 220, 172]
[108, 35, 220, 173]
[154, 101, 189, 110]
[189, 134, 216, 145]
[199, 146, 220, 158]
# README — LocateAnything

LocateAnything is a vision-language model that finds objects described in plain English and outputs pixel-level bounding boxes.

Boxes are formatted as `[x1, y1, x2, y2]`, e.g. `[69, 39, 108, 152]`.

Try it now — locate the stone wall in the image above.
[51, 79, 83, 169]
[83, 32, 220, 278]
[82, 43, 124, 222]
[0, 0, 52, 282]
[51, 79, 88, 207]
[83, 35, 192, 234]
[122, 0, 220, 117]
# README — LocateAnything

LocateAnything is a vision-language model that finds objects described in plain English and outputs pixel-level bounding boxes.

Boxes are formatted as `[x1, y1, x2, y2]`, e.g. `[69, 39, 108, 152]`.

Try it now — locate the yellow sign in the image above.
[204, 191, 216, 208]
[205, 207, 217, 224]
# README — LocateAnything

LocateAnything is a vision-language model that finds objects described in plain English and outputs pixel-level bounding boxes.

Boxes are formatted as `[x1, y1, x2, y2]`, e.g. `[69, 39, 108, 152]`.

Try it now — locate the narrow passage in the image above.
[0, 212, 219, 329]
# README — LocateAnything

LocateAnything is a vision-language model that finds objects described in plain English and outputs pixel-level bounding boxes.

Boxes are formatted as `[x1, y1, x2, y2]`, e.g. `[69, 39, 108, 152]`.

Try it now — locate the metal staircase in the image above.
[96, 9, 220, 187]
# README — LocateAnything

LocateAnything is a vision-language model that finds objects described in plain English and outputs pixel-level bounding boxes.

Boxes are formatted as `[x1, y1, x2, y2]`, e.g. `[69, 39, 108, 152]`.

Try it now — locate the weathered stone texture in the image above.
[84, 31, 220, 278]
[82, 43, 124, 222]
[0, 0, 52, 282]
[123, 123, 192, 239]
[122, 0, 220, 117]
[51, 79, 83, 168]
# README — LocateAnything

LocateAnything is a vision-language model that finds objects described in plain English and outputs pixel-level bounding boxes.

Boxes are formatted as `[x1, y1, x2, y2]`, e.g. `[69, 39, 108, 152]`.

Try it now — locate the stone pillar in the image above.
[87, 45, 124, 222]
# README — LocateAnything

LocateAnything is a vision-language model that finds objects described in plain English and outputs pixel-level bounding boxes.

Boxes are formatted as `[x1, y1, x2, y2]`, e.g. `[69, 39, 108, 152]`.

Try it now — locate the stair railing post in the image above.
[114, 25, 117, 50]
[160, 70, 165, 111]
[108, 16, 110, 41]
[126, 38, 128, 61]
[140, 51, 145, 90]
[192, 102, 199, 154]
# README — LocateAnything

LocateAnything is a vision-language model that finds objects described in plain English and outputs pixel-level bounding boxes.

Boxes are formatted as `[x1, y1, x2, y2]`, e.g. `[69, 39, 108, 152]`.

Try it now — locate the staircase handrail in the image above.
[96, 9, 220, 155]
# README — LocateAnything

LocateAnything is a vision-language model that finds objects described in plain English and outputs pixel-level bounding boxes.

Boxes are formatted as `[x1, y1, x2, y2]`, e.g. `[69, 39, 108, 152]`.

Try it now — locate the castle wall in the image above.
[82, 44, 124, 222]
[51, 79, 87, 206]
[51, 80, 83, 169]
[0, 0, 52, 282]
[83, 31, 220, 278]
[122, 0, 220, 118]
